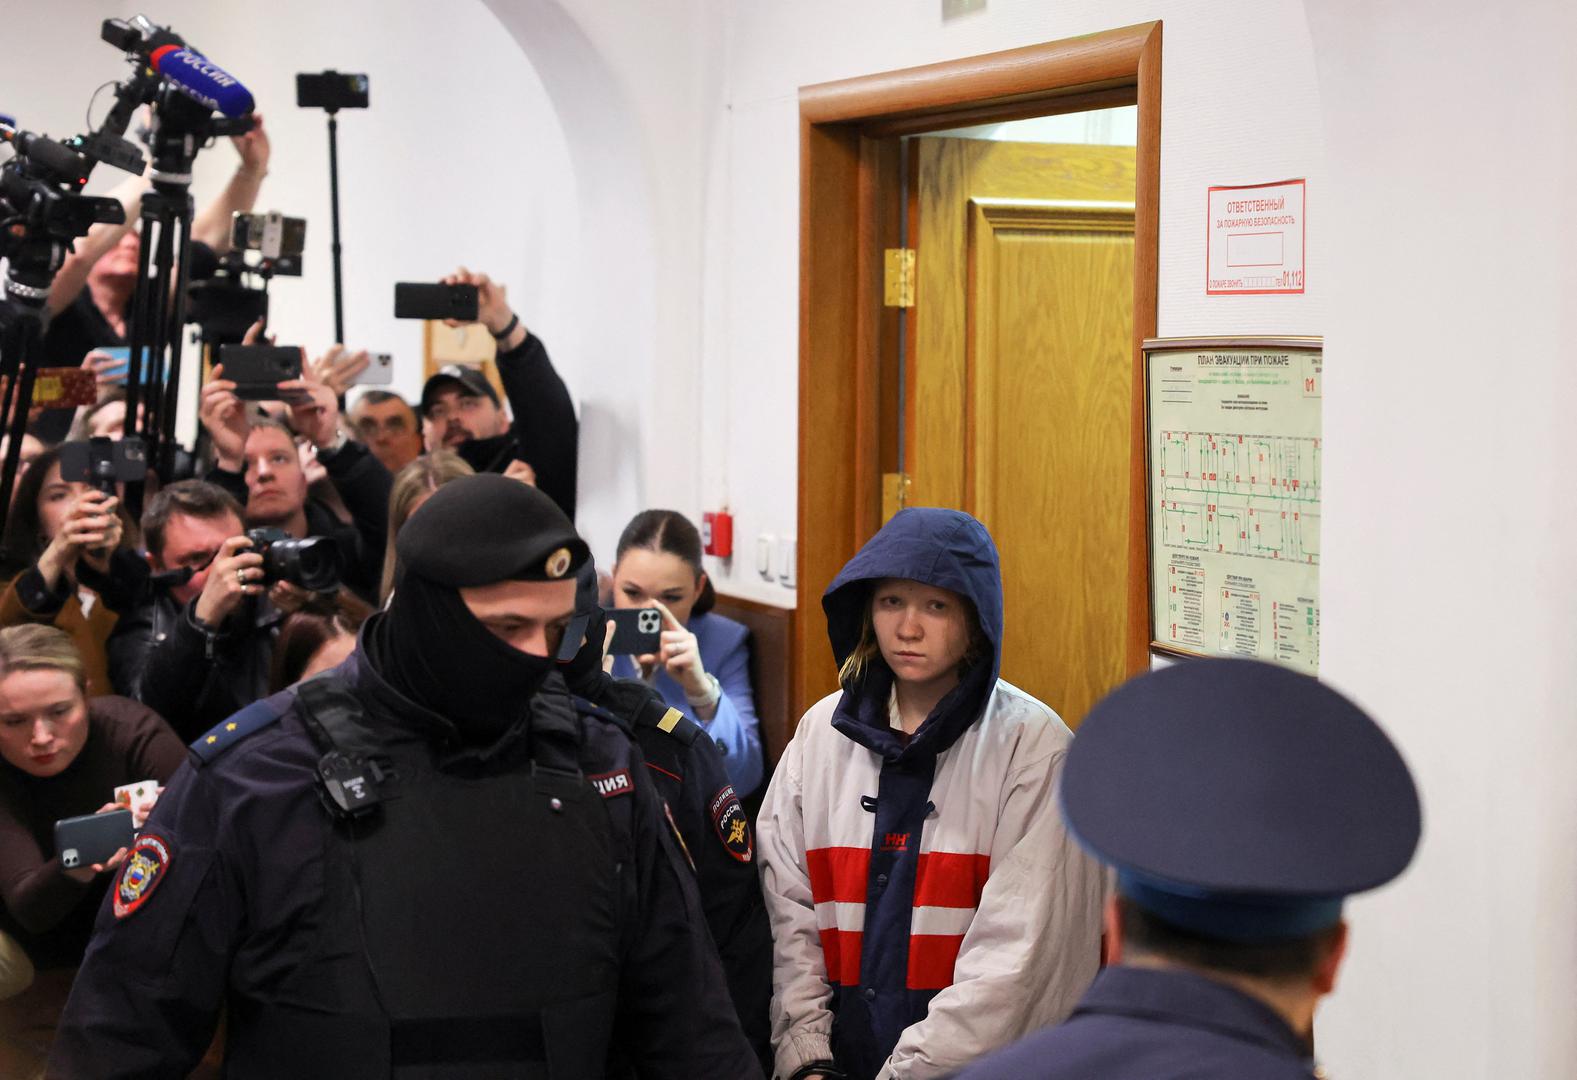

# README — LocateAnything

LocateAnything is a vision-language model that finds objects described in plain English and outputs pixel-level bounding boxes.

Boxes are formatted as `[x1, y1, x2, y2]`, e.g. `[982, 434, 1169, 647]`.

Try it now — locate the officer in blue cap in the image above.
[954, 657, 1421, 1080]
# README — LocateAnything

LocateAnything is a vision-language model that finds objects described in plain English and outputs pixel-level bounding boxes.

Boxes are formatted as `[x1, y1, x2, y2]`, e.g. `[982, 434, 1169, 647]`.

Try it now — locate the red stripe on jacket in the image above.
[819, 927, 864, 986]
[806, 846, 871, 904]
[912, 852, 991, 908]
[907, 934, 967, 990]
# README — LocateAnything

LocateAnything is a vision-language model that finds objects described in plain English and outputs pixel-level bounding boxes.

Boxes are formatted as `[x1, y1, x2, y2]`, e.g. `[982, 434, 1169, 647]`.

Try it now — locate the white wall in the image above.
[1307, 2, 1577, 1076]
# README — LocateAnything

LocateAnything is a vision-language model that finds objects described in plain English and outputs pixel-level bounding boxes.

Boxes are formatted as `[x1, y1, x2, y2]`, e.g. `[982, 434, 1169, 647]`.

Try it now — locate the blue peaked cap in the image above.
[1063, 658, 1421, 943]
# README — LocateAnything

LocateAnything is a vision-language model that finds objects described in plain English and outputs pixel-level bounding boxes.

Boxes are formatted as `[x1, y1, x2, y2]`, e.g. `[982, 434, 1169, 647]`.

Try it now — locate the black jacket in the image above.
[498, 332, 578, 520]
[102, 585, 281, 743]
[50, 649, 762, 1080]
[206, 436, 392, 604]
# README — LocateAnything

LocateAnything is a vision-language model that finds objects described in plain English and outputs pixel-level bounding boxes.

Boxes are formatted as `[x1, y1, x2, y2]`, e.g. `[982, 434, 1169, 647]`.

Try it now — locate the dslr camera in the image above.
[58, 437, 146, 496]
[244, 528, 340, 592]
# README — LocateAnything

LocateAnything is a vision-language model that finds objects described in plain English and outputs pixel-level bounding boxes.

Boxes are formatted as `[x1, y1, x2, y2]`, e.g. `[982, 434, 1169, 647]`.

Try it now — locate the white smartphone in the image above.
[352, 352, 394, 386]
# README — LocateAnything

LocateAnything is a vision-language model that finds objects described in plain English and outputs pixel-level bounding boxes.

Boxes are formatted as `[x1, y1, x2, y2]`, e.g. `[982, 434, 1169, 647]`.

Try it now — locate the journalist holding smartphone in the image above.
[0, 444, 135, 698]
[0, 626, 182, 1073]
[609, 509, 765, 798]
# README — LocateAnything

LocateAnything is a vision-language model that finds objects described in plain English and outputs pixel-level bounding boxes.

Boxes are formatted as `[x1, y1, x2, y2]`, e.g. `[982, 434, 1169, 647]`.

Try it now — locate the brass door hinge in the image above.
[882, 472, 912, 522]
[884, 248, 915, 308]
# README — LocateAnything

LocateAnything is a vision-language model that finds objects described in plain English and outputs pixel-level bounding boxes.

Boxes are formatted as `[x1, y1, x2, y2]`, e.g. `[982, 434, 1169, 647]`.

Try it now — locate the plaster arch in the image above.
[480, 0, 665, 561]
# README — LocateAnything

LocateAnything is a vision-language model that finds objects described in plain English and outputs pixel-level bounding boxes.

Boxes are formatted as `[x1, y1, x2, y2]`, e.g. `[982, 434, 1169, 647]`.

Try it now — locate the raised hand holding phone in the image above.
[653, 600, 711, 705]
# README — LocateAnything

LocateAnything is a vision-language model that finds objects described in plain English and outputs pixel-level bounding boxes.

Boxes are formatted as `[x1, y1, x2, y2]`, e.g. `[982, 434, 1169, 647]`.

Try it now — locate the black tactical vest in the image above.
[226, 673, 632, 1079]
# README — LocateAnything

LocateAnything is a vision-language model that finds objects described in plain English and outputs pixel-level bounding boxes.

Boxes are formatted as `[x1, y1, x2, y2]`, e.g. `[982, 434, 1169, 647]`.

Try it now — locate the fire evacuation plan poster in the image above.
[1146, 340, 1322, 673]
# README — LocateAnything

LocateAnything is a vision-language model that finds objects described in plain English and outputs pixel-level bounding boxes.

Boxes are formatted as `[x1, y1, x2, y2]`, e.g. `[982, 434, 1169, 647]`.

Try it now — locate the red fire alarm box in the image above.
[703, 511, 733, 558]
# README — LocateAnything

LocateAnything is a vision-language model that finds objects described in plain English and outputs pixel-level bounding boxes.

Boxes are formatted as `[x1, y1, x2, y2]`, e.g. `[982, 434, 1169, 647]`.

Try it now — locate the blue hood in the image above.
[822, 508, 1003, 760]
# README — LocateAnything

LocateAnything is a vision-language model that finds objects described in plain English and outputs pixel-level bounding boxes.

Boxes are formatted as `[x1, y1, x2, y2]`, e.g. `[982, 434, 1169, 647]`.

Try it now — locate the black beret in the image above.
[397, 473, 590, 587]
[1063, 658, 1421, 941]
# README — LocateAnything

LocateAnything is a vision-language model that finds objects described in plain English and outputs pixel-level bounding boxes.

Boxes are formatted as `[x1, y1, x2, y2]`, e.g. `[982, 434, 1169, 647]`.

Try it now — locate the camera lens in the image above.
[263, 536, 340, 592]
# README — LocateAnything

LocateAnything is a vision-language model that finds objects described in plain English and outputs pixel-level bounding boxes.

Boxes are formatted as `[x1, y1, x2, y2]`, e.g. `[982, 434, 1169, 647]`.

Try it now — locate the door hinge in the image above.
[884, 248, 915, 308]
[882, 472, 912, 522]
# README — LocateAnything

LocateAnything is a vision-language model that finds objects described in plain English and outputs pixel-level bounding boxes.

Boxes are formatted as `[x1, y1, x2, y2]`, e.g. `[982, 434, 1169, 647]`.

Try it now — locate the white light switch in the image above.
[779, 537, 797, 588]
[756, 534, 775, 580]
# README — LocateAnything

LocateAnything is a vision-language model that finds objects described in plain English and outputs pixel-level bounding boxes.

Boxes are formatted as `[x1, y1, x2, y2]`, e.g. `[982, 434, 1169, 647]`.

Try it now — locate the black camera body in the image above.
[59, 436, 146, 496]
[245, 528, 341, 592]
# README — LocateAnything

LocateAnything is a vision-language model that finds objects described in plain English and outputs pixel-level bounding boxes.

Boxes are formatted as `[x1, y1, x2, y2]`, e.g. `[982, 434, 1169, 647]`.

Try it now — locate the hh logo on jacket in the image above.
[880, 832, 910, 852]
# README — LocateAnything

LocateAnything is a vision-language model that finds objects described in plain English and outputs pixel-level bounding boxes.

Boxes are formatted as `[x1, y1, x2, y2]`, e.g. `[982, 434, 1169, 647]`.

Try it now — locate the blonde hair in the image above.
[837, 605, 882, 687]
[836, 583, 991, 687]
[0, 625, 86, 690]
[380, 450, 475, 602]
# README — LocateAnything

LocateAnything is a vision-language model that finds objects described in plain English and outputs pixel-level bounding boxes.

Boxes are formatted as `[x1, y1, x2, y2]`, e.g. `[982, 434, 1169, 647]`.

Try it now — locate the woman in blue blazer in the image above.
[609, 510, 764, 797]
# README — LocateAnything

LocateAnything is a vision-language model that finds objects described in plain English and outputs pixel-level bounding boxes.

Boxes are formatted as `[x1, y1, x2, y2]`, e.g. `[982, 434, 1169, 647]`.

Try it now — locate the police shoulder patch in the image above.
[588, 769, 634, 799]
[113, 834, 172, 919]
[189, 699, 285, 766]
[708, 784, 753, 863]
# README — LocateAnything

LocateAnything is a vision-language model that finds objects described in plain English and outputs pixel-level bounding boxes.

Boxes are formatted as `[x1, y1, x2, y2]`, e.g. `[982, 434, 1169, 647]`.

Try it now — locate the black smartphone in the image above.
[55, 809, 134, 870]
[606, 607, 663, 655]
[218, 344, 304, 401]
[394, 283, 479, 322]
[296, 71, 370, 111]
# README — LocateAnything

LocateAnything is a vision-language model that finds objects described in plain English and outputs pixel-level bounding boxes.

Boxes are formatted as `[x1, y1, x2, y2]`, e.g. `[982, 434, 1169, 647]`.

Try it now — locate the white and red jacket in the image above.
[758, 680, 1105, 1080]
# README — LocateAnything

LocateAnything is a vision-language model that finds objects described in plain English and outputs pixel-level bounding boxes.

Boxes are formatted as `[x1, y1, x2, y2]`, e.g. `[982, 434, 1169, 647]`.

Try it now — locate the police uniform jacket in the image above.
[49, 647, 761, 1079]
[618, 691, 772, 1073]
[951, 966, 1320, 1080]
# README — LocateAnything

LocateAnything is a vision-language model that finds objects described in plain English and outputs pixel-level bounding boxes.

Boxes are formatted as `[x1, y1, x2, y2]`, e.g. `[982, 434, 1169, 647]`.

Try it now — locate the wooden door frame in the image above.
[794, 23, 1162, 716]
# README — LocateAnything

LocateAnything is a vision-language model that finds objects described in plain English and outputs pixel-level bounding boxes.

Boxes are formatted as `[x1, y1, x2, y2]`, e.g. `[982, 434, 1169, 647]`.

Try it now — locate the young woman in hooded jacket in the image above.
[758, 508, 1105, 1080]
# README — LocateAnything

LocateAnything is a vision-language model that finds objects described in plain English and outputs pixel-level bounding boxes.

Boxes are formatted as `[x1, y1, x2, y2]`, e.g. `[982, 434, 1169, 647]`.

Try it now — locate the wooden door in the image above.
[909, 137, 1135, 727]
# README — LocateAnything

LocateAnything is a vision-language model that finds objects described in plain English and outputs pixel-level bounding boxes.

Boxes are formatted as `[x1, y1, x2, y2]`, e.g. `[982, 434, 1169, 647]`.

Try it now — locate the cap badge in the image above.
[545, 547, 573, 579]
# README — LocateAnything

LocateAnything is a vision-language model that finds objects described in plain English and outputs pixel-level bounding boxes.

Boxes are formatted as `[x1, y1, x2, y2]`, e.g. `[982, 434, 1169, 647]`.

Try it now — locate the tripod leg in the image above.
[0, 313, 45, 529]
[161, 199, 197, 481]
[124, 207, 161, 442]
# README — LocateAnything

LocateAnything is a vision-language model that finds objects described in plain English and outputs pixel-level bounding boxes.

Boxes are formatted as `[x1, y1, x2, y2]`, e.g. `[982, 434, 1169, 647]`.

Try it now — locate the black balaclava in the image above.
[365, 473, 590, 746]
[368, 571, 557, 745]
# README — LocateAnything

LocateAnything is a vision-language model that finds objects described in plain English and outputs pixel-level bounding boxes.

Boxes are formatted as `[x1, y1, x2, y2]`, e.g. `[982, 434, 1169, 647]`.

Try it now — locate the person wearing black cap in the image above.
[421, 267, 578, 520]
[49, 474, 761, 1078]
[953, 658, 1422, 1080]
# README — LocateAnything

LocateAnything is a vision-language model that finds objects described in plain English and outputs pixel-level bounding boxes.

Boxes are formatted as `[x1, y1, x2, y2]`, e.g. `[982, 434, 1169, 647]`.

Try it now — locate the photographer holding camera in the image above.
[424, 267, 577, 518]
[91, 482, 283, 741]
[200, 326, 393, 604]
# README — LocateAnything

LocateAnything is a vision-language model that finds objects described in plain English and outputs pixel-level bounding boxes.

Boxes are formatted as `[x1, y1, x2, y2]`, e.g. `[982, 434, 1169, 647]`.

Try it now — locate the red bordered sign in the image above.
[1206, 179, 1306, 295]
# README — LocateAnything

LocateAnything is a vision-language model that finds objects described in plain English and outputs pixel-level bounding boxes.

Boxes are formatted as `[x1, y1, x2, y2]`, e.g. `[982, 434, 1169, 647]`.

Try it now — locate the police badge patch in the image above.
[113, 834, 172, 919]
[708, 785, 753, 863]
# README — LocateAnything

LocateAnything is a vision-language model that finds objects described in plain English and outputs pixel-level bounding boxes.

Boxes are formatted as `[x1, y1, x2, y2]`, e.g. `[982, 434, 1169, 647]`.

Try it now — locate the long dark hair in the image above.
[614, 509, 715, 616]
[267, 591, 374, 693]
[0, 444, 65, 578]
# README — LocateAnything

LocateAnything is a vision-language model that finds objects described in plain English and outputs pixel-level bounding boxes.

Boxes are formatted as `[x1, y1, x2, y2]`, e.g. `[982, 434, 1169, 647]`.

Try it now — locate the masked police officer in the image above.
[50, 475, 762, 1079]
[955, 658, 1422, 1080]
